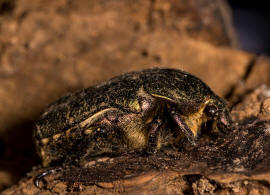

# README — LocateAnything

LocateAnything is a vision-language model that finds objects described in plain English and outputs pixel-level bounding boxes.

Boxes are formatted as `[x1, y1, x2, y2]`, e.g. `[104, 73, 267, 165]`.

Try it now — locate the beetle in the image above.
[34, 68, 231, 171]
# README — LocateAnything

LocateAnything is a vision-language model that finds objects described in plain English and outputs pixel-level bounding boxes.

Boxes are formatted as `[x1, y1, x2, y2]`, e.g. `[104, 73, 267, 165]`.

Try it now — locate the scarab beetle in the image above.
[35, 68, 231, 169]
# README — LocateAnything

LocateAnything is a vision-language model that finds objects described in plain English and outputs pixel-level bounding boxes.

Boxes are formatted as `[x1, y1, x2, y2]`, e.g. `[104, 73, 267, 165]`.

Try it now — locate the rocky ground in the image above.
[1, 0, 270, 194]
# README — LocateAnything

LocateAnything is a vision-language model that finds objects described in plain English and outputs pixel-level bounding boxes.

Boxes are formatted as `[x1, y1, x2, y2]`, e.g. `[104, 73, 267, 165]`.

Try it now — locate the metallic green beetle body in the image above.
[35, 68, 231, 167]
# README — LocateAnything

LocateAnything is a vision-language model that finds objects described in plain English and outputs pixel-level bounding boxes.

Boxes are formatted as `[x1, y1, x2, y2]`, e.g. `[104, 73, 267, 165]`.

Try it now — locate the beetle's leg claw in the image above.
[34, 167, 63, 189]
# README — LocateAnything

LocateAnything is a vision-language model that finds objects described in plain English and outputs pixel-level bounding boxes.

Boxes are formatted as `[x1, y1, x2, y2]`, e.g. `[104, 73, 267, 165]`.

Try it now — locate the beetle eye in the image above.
[205, 105, 218, 117]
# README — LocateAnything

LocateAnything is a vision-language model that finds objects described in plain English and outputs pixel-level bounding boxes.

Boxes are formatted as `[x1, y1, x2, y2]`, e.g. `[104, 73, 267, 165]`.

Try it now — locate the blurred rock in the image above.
[0, 0, 248, 135]
[228, 56, 270, 106]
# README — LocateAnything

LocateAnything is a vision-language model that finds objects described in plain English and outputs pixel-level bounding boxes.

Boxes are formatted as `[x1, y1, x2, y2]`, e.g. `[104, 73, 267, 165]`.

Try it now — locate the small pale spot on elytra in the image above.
[40, 148, 45, 158]
[65, 129, 71, 136]
[69, 117, 74, 123]
[41, 138, 49, 145]
[53, 133, 61, 140]
[84, 129, 93, 135]
[129, 100, 141, 112]
[145, 117, 153, 124]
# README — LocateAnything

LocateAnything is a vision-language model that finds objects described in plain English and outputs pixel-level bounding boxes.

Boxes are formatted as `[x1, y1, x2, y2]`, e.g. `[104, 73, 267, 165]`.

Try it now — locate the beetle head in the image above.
[204, 99, 232, 132]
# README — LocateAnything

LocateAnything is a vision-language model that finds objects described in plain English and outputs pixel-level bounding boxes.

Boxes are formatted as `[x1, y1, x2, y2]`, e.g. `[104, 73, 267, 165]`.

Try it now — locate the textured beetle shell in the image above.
[35, 68, 230, 167]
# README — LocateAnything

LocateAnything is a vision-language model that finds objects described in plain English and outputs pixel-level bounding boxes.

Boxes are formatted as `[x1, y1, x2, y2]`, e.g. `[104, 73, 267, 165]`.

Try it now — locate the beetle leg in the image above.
[147, 117, 162, 154]
[169, 110, 196, 145]
[34, 167, 63, 189]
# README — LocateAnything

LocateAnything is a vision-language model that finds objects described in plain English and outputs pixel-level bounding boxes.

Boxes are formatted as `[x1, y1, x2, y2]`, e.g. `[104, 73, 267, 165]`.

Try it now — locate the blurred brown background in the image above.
[0, 0, 270, 192]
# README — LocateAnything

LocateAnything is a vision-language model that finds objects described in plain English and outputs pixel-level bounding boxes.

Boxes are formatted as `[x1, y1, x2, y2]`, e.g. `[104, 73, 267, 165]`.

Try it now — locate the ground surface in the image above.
[1, 0, 270, 194]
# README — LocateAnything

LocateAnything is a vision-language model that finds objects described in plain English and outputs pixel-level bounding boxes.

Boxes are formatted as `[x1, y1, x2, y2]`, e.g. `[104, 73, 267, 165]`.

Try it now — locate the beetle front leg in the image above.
[169, 110, 196, 145]
[34, 167, 63, 189]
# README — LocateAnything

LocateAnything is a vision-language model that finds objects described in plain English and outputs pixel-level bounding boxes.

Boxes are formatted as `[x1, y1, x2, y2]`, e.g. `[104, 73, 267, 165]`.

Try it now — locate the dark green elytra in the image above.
[35, 68, 231, 167]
